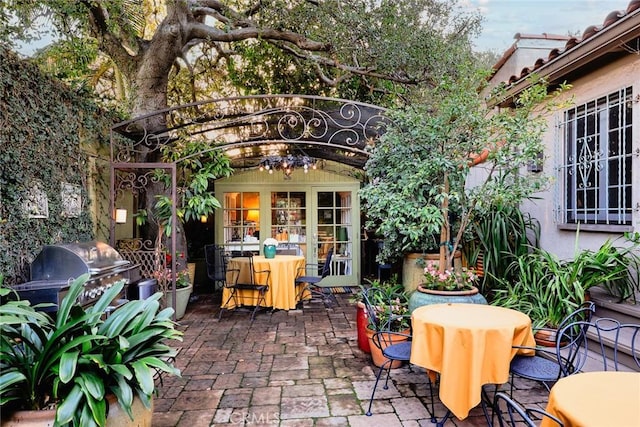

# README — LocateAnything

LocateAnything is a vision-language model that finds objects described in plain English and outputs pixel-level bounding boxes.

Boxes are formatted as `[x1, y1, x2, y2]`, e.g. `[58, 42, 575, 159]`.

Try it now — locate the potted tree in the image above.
[361, 67, 569, 300]
[135, 139, 233, 314]
[0, 274, 182, 426]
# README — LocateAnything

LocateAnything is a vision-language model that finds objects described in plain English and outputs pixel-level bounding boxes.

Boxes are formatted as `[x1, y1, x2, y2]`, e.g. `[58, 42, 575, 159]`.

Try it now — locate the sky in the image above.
[465, 0, 630, 53]
[17, 0, 630, 56]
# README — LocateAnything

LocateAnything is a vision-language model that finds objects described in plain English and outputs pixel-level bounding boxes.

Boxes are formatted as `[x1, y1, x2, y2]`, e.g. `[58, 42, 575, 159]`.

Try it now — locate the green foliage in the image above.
[361, 68, 567, 265]
[0, 274, 182, 425]
[361, 276, 410, 332]
[0, 46, 119, 285]
[470, 203, 540, 295]
[492, 236, 640, 328]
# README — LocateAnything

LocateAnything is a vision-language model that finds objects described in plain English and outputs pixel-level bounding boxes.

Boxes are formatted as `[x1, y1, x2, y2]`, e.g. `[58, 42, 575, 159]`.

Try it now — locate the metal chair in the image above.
[219, 254, 270, 322]
[361, 286, 417, 416]
[509, 318, 593, 394]
[295, 247, 337, 306]
[532, 301, 595, 345]
[492, 392, 564, 427]
[204, 244, 228, 291]
[582, 317, 640, 370]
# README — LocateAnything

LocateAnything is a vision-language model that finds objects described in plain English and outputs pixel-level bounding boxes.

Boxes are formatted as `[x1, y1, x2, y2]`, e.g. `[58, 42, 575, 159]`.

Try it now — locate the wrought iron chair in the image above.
[492, 392, 564, 427]
[204, 244, 228, 291]
[361, 286, 418, 416]
[295, 247, 337, 306]
[219, 254, 270, 322]
[532, 301, 596, 346]
[509, 318, 592, 394]
[582, 317, 640, 370]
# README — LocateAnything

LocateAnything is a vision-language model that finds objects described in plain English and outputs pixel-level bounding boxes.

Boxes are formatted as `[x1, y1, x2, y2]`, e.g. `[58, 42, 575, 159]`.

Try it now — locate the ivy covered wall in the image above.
[0, 46, 118, 285]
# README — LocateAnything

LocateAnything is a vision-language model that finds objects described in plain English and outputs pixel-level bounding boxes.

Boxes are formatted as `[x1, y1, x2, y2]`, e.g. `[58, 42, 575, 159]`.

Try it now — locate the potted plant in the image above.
[0, 274, 182, 426]
[408, 261, 487, 312]
[152, 268, 193, 320]
[360, 71, 569, 294]
[492, 232, 640, 332]
[361, 277, 410, 368]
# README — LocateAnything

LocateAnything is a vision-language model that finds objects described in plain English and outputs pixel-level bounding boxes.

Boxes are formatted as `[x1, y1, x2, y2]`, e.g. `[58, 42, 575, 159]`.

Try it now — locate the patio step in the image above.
[585, 287, 640, 372]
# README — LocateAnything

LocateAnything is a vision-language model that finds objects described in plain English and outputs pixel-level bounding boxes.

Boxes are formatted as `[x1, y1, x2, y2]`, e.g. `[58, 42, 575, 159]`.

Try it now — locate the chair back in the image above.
[319, 247, 334, 278]
[204, 244, 227, 282]
[276, 243, 302, 256]
[557, 301, 595, 331]
[493, 392, 562, 427]
[555, 319, 592, 377]
[584, 317, 640, 370]
[361, 285, 408, 334]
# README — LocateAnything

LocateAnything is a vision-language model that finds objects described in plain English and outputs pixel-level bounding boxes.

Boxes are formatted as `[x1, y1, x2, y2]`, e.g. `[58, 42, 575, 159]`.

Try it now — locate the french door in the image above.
[310, 186, 359, 286]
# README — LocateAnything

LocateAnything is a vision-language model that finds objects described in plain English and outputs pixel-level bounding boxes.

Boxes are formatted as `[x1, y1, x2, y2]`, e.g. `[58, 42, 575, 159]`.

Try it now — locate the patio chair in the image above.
[509, 318, 592, 394]
[581, 317, 640, 370]
[204, 244, 228, 291]
[295, 247, 337, 307]
[219, 254, 270, 322]
[362, 287, 438, 419]
[492, 392, 564, 427]
[533, 301, 595, 346]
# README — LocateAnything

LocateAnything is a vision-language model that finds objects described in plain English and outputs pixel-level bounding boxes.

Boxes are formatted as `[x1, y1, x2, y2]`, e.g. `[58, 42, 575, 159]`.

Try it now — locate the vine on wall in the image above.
[0, 46, 119, 285]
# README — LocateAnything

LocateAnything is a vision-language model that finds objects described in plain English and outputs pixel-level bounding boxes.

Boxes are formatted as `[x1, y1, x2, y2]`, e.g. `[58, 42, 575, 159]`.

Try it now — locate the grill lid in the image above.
[30, 241, 128, 281]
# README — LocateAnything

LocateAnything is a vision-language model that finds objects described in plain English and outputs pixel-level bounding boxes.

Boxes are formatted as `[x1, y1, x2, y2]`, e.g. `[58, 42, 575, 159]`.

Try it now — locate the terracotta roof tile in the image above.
[494, 0, 639, 87]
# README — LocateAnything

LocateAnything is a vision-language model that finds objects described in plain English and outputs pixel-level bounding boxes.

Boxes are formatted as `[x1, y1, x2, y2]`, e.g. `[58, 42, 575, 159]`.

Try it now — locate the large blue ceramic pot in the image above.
[408, 285, 487, 313]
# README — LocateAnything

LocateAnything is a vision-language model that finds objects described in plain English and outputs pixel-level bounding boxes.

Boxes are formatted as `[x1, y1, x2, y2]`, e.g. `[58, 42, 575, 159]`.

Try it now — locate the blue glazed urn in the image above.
[408, 285, 487, 313]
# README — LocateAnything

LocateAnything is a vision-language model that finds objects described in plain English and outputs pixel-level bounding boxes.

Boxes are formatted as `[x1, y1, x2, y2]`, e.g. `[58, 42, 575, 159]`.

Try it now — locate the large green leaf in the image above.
[55, 383, 84, 425]
[59, 350, 79, 383]
[130, 360, 154, 395]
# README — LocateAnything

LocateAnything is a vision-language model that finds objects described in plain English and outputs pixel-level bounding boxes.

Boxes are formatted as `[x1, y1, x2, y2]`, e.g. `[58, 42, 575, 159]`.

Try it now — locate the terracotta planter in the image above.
[1, 395, 152, 427]
[408, 285, 487, 313]
[356, 302, 371, 353]
[165, 283, 193, 320]
[366, 327, 409, 369]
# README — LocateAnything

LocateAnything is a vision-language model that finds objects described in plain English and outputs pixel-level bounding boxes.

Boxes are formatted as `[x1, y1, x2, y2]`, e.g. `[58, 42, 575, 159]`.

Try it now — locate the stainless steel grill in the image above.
[11, 241, 142, 312]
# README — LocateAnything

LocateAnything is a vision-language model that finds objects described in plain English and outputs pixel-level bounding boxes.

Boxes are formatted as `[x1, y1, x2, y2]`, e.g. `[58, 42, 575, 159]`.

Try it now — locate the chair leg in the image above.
[366, 359, 392, 416]
[218, 289, 237, 320]
[249, 289, 267, 322]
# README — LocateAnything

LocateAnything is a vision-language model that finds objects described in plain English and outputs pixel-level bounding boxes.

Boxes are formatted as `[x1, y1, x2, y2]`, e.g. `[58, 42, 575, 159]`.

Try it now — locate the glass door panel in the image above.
[222, 192, 260, 254]
[314, 190, 355, 285]
[270, 191, 307, 255]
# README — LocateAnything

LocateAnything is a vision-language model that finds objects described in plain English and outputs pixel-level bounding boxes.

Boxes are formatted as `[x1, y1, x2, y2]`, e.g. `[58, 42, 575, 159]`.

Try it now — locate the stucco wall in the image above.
[521, 54, 639, 259]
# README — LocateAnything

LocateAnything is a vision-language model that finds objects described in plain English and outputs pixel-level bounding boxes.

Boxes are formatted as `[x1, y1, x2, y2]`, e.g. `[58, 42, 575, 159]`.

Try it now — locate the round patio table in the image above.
[411, 303, 535, 421]
[222, 255, 305, 310]
[541, 371, 640, 427]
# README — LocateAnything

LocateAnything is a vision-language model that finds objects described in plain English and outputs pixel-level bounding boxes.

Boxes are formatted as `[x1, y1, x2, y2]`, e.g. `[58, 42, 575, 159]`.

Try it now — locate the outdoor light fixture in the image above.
[115, 209, 127, 224]
[258, 154, 317, 178]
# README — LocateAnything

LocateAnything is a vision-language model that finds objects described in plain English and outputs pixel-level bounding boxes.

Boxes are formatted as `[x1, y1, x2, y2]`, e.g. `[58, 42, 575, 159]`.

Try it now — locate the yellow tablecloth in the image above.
[410, 303, 535, 420]
[222, 255, 305, 310]
[541, 371, 640, 427]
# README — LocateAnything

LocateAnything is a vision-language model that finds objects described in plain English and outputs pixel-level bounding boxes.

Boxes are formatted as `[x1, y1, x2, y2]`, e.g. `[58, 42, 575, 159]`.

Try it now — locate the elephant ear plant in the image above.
[0, 273, 182, 426]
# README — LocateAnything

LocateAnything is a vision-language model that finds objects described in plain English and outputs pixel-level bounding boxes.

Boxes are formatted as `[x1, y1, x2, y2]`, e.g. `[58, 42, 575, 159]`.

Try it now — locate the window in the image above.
[559, 87, 633, 227]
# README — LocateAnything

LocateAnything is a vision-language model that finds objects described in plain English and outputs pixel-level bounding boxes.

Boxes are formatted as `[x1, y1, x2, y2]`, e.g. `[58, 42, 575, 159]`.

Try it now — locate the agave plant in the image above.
[0, 273, 182, 426]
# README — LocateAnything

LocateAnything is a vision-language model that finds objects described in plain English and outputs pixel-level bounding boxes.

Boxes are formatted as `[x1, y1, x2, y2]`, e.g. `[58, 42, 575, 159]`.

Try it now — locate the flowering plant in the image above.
[263, 237, 279, 247]
[422, 262, 477, 291]
[363, 278, 410, 332]
[152, 268, 191, 289]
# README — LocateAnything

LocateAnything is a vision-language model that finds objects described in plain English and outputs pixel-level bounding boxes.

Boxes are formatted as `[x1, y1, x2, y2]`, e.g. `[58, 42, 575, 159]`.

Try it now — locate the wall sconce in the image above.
[115, 209, 127, 224]
[200, 215, 208, 223]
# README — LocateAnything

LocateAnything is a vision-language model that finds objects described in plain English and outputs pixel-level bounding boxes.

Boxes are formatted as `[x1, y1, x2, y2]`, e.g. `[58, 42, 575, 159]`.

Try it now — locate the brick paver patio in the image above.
[153, 292, 551, 426]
